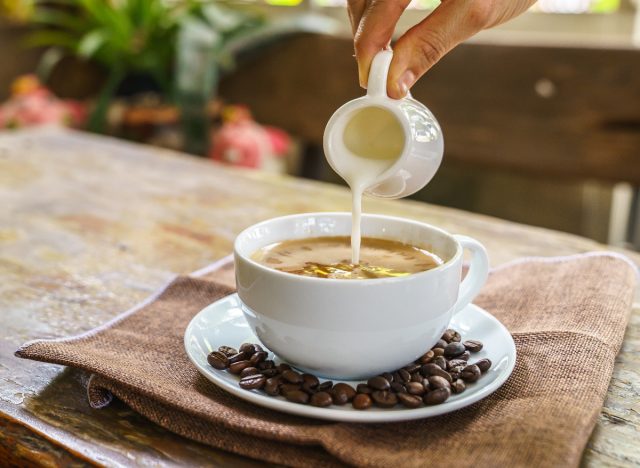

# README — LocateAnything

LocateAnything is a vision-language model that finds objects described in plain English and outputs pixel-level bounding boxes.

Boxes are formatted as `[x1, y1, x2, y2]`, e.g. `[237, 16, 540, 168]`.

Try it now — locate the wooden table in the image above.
[1, 128, 638, 466]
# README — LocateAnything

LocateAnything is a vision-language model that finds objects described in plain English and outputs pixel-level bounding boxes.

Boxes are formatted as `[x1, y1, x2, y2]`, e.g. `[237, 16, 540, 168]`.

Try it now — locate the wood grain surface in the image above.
[0, 128, 638, 466]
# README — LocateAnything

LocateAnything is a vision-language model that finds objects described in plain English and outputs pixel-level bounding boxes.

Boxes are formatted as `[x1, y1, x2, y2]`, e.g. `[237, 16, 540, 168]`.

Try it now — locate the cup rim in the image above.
[234, 212, 463, 284]
[323, 97, 413, 188]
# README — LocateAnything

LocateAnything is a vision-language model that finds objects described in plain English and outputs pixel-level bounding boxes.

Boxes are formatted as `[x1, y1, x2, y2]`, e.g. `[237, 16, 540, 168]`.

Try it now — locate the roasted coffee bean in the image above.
[352, 393, 373, 410]
[426, 365, 452, 383]
[257, 360, 275, 370]
[392, 371, 402, 384]
[428, 375, 451, 391]
[207, 351, 228, 370]
[398, 369, 411, 383]
[405, 381, 426, 396]
[284, 390, 309, 404]
[260, 368, 279, 378]
[464, 340, 483, 353]
[249, 351, 268, 365]
[433, 356, 447, 370]
[330, 388, 349, 405]
[422, 379, 431, 392]
[423, 387, 451, 405]
[252, 344, 265, 354]
[217, 346, 237, 357]
[461, 364, 481, 383]
[371, 390, 398, 408]
[239, 343, 255, 355]
[418, 350, 435, 364]
[391, 382, 406, 393]
[282, 370, 303, 384]
[240, 367, 259, 378]
[432, 348, 445, 357]
[264, 377, 280, 396]
[280, 383, 302, 393]
[451, 379, 466, 394]
[239, 373, 266, 390]
[302, 373, 319, 389]
[420, 363, 440, 377]
[382, 372, 394, 383]
[458, 351, 471, 361]
[310, 391, 332, 407]
[403, 363, 421, 374]
[475, 358, 492, 373]
[301, 383, 317, 395]
[442, 329, 456, 343]
[435, 339, 447, 349]
[229, 360, 251, 374]
[317, 381, 333, 392]
[450, 330, 462, 342]
[447, 359, 467, 370]
[398, 392, 423, 408]
[356, 383, 372, 394]
[333, 383, 356, 401]
[410, 373, 423, 383]
[444, 342, 466, 358]
[228, 352, 248, 365]
[449, 365, 465, 380]
[277, 363, 292, 373]
[367, 376, 390, 391]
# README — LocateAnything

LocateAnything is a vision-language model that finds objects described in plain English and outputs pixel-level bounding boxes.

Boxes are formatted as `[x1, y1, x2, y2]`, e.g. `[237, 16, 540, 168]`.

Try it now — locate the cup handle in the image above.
[367, 49, 393, 98]
[451, 235, 489, 314]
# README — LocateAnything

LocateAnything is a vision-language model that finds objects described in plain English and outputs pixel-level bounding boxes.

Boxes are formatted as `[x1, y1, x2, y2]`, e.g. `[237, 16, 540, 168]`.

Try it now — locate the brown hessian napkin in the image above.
[16, 252, 638, 467]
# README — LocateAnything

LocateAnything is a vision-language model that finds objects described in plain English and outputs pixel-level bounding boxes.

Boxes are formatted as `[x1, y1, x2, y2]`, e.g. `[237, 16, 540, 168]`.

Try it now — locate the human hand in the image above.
[348, 0, 536, 98]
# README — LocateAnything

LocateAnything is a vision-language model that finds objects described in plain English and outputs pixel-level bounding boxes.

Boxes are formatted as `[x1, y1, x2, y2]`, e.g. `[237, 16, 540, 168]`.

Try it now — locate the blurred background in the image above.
[1, 0, 639, 249]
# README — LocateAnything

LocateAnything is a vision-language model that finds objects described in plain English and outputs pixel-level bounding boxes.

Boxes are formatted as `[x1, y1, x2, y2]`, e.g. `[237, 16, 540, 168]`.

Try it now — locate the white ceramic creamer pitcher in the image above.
[323, 49, 444, 198]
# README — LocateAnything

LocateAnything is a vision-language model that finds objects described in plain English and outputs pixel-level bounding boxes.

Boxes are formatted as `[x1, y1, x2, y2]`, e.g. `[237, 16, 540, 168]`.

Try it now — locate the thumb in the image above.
[387, 1, 491, 98]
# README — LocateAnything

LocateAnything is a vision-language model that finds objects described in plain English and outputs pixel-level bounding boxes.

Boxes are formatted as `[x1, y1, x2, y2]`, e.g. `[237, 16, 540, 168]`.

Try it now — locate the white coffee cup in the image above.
[234, 212, 489, 380]
[323, 50, 444, 199]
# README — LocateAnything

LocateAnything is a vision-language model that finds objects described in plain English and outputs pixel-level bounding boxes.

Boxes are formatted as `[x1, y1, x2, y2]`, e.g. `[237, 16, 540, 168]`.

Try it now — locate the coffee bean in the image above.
[425, 365, 452, 383]
[240, 367, 259, 378]
[423, 387, 451, 405]
[280, 383, 302, 393]
[239, 343, 255, 355]
[432, 348, 445, 357]
[277, 363, 292, 373]
[449, 365, 465, 380]
[301, 383, 317, 395]
[461, 364, 481, 383]
[257, 360, 275, 370]
[367, 376, 390, 391]
[398, 392, 423, 408]
[356, 383, 372, 394]
[249, 351, 268, 365]
[422, 378, 431, 392]
[464, 340, 483, 353]
[475, 358, 492, 373]
[302, 374, 319, 389]
[310, 391, 332, 407]
[229, 360, 251, 374]
[333, 383, 356, 401]
[450, 330, 462, 342]
[442, 329, 456, 342]
[260, 368, 279, 378]
[371, 390, 398, 408]
[284, 389, 309, 404]
[410, 373, 423, 383]
[398, 369, 411, 383]
[447, 359, 467, 370]
[330, 388, 349, 405]
[444, 342, 466, 358]
[418, 350, 435, 364]
[433, 356, 447, 370]
[382, 372, 394, 383]
[282, 370, 303, 384]
[392, 371, 402, 384]
[317, 381, 333, 392]
[403, 363, 421, 374]
[228, 352, 248, 365]
[458, 351, 471, 361]
[252, 344, 265, 354]
[451, 379, 466, 394]
[207, 351, 228, 370]
[264, 377, 280, 396]
[217, 346, 237, 357]
[435, 339, 447, 349]
[391, 382, 406, 393]
[428, 375, 451, 391]
[352, 393, 372, 410]
[420, 363, 440, 377]
[405, 381, 426, 396]
[239, 373, 266, 390]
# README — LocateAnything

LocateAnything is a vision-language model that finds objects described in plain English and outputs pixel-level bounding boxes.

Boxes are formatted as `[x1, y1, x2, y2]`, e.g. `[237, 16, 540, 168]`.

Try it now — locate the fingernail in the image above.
[396, 70, 415, 97]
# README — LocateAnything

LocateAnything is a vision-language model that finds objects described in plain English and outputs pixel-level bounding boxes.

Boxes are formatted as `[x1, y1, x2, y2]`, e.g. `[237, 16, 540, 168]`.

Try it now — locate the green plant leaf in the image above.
[31, 9, 86, 31]
[77, 29, 108, 58]
[25, 30, 78, 49]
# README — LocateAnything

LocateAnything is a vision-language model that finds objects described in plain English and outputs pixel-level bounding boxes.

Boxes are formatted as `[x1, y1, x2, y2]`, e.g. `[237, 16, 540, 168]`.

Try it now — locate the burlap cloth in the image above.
[16, 253, 638, 467]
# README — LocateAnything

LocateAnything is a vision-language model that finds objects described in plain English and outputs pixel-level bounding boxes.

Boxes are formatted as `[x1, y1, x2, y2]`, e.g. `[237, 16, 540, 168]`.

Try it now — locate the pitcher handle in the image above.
[451, 235, 490, 314]
[367, 49, 393, 98]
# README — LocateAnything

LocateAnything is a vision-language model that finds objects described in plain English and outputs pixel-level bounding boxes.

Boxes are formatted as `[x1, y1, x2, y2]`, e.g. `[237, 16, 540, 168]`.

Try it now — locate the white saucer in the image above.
[184, 294, 516, 423]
